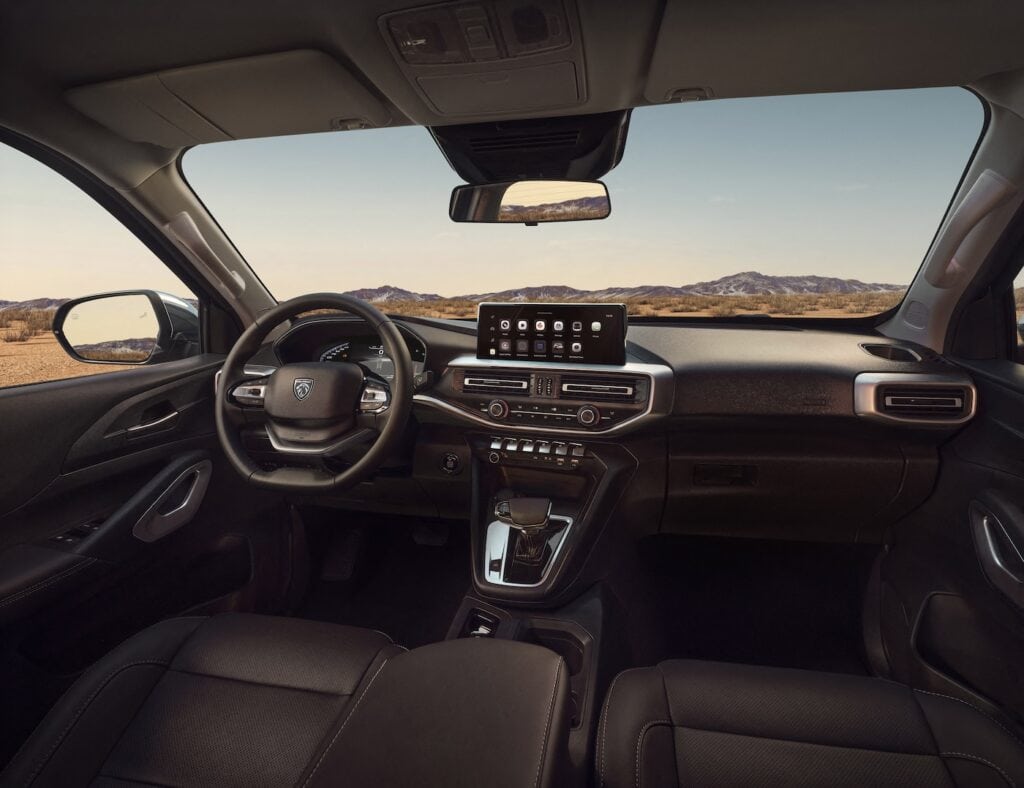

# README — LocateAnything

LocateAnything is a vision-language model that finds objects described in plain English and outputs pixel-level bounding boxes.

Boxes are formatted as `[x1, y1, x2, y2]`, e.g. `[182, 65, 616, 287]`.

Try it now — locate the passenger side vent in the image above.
[460, 371, 531, 395]
[559, 376, 641, 403]
[854, 373, 976, 425]
[879, 387, 968, 418]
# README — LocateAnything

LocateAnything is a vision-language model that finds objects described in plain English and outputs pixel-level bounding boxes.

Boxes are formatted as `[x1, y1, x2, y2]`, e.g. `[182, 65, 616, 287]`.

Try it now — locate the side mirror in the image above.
[449, 179, 610, 225]
[53, 290, 200, 365]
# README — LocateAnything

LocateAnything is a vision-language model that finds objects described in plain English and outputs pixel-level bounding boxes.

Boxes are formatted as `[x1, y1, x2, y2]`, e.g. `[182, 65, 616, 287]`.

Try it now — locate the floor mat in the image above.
[636, 534, 878, 674]
[299, 513, 470, 649]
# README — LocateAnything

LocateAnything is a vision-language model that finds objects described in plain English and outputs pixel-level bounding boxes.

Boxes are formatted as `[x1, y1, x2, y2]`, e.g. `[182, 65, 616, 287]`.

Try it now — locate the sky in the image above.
[1, 87, 984, 302]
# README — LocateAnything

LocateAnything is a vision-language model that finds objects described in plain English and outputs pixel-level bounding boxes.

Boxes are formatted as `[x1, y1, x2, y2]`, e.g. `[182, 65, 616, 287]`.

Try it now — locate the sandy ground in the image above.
[0, 334, 126, 388]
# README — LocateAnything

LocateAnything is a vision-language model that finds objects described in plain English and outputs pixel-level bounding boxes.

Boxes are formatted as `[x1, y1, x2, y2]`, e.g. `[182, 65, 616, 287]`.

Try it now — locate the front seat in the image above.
[2, 613, 570, 788]
[597, 660, 1024, 788]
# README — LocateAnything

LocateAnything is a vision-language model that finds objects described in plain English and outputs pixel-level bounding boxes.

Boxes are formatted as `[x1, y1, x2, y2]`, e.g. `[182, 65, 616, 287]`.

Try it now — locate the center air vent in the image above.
[559, 375, 641, 403]
[460, 371, 531, 395]
[854, 373, 976, 426]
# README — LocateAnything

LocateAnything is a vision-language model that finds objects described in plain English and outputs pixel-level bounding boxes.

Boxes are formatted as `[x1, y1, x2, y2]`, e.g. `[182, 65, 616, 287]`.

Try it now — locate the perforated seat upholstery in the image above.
[597, 660, 1024, 788]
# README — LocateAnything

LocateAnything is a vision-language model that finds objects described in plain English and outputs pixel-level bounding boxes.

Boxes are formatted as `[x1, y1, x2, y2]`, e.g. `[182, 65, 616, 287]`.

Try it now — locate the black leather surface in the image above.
[598, 660, 1024, 788]
[0, 544, 98, 626]
[2, 614, 570, 788]
[303, 638, 570, 788]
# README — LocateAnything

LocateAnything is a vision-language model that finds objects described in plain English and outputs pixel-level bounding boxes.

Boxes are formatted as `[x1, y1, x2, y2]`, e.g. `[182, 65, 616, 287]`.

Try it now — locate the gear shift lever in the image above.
[494, 497, 552, 563]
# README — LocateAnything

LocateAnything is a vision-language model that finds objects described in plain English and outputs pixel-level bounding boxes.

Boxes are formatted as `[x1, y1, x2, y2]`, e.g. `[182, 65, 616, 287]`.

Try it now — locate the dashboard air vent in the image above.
[879, 387, 968, 418]
[460, 371, 531, 395]
[559, 376, 640, 403]
[854, 373, 976, 426]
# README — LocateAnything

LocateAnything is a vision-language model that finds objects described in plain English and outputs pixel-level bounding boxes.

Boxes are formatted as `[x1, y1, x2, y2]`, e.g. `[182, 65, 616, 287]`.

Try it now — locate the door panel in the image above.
[877, 361, 1024, 725]
[0, 356, 293, 765]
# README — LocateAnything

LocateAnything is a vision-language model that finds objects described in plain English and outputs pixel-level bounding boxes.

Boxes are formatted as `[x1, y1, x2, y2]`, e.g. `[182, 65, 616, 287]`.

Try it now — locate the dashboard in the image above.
[240, 303, 980, 544]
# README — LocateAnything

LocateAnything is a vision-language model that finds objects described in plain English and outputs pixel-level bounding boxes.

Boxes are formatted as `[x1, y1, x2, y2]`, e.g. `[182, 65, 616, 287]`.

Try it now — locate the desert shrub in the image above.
[3, 326, 32, 342]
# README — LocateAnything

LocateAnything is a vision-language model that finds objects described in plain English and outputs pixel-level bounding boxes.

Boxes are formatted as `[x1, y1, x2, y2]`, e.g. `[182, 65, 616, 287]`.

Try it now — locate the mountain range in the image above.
[343, 271, 905, 303]
[0, 272, 905, 311]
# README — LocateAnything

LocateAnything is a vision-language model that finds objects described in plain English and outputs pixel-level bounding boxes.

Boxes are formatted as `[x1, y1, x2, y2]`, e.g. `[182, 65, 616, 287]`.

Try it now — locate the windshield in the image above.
[183, 88, 983, 319]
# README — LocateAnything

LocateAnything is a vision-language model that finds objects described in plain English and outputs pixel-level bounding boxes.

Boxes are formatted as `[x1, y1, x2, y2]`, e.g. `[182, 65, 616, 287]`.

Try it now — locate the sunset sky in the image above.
[2, 87, 984, 303]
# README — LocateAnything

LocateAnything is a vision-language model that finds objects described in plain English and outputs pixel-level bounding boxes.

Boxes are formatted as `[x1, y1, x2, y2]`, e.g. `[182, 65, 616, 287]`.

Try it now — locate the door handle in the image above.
[126, 410, 179, 436]
[133, 459, 212, 543]
[970, 501, 1024, 609]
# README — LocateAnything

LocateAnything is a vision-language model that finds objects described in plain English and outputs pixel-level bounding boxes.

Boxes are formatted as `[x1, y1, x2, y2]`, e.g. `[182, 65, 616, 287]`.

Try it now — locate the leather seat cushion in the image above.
[597, 660, 1024, 788]
[2, 613, 570, 788]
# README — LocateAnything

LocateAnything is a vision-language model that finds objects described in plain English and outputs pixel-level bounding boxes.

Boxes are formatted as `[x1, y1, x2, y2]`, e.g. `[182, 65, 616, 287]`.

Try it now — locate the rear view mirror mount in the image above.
[449, 179, 610, 225]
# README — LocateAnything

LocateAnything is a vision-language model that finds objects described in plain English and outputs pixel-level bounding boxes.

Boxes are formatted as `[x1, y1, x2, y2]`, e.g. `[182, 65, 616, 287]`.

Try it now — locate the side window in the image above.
[0, 143, 200, 389]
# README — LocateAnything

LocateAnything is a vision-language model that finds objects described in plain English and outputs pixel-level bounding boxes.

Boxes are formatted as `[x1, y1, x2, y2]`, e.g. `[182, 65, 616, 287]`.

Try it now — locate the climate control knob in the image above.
[577, 405, 601, 427]
[487, 399, 510, 420]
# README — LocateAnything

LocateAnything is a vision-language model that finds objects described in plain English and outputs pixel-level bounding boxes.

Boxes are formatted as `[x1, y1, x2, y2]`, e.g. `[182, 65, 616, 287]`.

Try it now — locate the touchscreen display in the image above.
[477, 303, 627, 365]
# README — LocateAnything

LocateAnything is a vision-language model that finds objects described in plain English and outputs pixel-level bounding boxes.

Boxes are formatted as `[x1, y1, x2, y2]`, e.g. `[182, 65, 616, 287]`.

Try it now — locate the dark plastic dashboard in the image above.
[246, 311, 978, 544]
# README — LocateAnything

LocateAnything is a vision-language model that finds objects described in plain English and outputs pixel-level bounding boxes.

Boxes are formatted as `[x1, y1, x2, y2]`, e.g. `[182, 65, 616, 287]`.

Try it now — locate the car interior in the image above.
[2, 1, 1024, 786]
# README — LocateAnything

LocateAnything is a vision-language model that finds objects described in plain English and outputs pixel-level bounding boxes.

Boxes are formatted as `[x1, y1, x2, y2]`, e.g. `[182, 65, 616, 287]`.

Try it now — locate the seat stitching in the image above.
[941, 751, 1016, 788]
[598, 667, 646, 788]
[0, 559, 95, 609]
[914, 689, 1024, 749]
[635, 720, 671, 788]
[300, 655, 390, 788]
[23, 659, 170, 786]
[533, 659, 563, 788]
[168, 667, 355, 696]
[672, 724, 943, 756]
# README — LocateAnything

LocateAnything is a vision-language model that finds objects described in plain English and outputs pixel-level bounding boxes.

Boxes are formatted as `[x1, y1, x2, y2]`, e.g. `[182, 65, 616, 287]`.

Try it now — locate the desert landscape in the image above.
[0, 305, 127, 387]
[4, 275, 1022, 388]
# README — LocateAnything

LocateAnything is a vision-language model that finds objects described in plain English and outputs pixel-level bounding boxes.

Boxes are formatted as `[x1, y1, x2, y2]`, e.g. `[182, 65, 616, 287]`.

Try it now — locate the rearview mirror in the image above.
[449, 179, 610, 225]
[53, 290, 200, 365]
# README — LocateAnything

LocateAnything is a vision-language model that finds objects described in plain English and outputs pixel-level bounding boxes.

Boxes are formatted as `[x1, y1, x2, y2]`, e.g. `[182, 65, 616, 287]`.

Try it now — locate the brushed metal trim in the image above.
[853, 372, 977, 425]
[483, 515, 574, 588]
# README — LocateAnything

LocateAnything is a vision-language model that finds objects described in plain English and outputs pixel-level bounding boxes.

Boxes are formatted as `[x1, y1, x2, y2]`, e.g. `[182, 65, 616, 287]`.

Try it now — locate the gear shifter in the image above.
[494, 497, 553, 564]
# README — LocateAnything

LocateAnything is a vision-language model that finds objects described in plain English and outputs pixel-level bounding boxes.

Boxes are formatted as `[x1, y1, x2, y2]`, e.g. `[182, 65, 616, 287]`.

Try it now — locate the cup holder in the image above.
[523, 627, 585, 674]
[520, 622, 592, 728]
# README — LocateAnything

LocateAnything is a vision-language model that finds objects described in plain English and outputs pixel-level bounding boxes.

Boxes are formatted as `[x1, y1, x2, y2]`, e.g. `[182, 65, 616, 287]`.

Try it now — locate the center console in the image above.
[419, 304, 670, 786]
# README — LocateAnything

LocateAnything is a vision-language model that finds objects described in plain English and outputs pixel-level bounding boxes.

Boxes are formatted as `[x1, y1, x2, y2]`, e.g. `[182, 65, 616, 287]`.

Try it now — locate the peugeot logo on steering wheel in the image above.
[293, 377, 314, 401]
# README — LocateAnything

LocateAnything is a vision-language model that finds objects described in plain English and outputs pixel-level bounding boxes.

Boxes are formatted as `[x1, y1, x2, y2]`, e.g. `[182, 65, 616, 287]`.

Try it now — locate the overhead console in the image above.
[380, 0, 587, 117]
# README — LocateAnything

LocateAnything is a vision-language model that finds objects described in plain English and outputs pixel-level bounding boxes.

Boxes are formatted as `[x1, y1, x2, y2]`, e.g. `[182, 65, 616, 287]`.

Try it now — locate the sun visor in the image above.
[66, 50, 391, 148]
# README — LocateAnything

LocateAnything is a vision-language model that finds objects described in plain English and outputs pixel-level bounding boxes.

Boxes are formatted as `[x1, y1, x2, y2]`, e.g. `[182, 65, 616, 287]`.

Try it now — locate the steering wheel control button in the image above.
[488, 399, 510, 420]
[440, 453, 462, 475]
[577, 405, 601, 426]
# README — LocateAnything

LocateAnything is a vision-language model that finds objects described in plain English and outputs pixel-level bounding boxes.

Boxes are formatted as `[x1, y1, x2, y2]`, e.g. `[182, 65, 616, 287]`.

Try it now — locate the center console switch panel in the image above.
[478, 302, 627, 365]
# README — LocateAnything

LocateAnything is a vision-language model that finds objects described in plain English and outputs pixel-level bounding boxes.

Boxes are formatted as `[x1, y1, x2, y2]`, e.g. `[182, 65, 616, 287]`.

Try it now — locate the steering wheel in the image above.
[215, 293, 413, 492]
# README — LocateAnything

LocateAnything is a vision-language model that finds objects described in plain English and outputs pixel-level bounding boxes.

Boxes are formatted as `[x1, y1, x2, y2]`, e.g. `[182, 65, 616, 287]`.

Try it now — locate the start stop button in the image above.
[440, 452, 462, 475]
